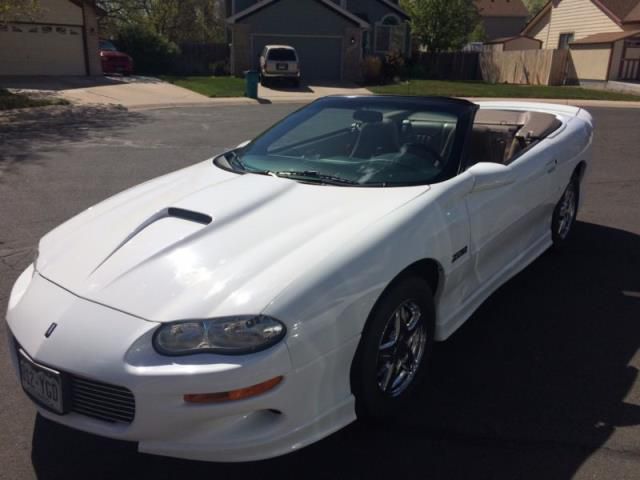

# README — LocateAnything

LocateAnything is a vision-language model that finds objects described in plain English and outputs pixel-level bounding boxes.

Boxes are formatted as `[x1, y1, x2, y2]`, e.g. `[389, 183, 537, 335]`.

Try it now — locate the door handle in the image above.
[546, 159, 558, 173]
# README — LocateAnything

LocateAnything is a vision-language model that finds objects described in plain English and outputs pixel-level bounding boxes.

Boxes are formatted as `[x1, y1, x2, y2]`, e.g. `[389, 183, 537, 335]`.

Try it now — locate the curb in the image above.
[128, 95, 640, 111]
[127, 97, 332, 111]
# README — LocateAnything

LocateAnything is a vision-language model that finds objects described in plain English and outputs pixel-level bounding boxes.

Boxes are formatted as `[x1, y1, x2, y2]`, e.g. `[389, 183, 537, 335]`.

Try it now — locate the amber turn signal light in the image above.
[184, 376, 283, 404]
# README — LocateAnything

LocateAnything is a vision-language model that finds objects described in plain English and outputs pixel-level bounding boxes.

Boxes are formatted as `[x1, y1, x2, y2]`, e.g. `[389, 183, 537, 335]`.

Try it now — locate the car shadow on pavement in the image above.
[0, 106, 148, 178]
[31, 221, 640, 479]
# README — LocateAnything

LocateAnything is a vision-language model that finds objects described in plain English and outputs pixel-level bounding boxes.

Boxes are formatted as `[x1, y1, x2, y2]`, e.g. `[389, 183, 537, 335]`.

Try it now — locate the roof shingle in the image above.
[570, 29, 640, 44]
[474, 0, 529, 17]
[595, 0, 640, 22]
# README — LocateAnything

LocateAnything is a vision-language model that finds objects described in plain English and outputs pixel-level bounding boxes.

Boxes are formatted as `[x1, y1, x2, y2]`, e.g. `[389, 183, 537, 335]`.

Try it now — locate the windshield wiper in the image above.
[270, 170, 359, 186]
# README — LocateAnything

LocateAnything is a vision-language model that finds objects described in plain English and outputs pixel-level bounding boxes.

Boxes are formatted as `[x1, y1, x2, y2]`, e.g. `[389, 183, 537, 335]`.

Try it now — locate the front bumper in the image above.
[7, 268, 356, 462]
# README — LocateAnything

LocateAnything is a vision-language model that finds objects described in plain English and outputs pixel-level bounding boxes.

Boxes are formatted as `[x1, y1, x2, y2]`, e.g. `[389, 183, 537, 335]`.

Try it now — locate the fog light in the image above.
[184, 376, 283, 404]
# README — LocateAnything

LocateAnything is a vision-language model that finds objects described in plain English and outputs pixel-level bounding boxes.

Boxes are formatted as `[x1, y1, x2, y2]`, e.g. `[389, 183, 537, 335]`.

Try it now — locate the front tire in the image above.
[351, 276, 435, 420]
[551, 175, 580, 249]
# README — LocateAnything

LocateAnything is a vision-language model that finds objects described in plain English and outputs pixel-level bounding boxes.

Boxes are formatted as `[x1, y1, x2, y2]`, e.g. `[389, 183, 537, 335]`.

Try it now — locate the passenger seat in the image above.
[351, 120, 400, 158]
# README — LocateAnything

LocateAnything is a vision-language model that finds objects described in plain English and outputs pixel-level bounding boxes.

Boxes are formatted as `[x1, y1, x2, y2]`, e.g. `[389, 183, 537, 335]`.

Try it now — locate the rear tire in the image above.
[551, 174, 580, 249]
[351, 276, 435, 420]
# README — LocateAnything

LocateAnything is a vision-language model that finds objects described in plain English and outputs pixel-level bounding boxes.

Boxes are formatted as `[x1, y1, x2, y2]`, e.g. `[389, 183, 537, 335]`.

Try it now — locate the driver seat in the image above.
[351, 120, 400, 158]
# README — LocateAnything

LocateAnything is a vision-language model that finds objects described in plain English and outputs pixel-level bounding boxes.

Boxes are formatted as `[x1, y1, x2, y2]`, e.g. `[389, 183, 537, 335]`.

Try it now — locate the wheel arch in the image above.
[574, 160, 587, 182]
[364, 258, 444, 331]
[399, 258, 443, 299]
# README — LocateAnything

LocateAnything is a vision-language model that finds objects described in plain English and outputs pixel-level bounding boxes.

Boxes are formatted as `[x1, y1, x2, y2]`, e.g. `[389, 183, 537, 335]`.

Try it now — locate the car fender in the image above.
[265, 172, 475, 368]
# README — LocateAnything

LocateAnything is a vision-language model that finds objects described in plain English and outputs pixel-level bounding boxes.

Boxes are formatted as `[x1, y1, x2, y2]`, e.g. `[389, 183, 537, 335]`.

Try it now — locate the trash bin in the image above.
[244, 70, 259, 99]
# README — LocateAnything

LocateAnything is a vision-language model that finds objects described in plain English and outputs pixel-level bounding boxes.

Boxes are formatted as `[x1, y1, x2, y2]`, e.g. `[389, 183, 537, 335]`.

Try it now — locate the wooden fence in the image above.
[412, 52, 481, 81]
[479, 49, 569, 86]
[173, 42, 230, 75]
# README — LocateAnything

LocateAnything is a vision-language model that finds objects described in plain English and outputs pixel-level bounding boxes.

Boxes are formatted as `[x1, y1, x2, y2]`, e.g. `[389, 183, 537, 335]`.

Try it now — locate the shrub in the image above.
[361, 55, 383, 84]
[115, 25, 180, 75]
[382, 50, 406, 82]
[210, 60, 230, 76]
[402, 62, 429, 80]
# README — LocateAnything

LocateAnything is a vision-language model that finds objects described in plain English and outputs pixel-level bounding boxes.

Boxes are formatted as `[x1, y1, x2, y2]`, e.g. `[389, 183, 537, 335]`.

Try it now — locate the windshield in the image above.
[268, 48, 297, 61]
[216, 96, 475, 187]
[100, 40, 118, 52]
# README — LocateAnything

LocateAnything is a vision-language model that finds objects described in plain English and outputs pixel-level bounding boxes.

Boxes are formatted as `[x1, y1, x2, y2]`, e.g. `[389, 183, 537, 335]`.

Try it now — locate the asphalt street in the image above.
[1, 103, 639, 480]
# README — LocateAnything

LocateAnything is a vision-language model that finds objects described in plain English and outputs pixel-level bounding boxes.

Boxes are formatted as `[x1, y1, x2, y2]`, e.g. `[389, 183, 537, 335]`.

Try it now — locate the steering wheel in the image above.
[399, 143, 443, 168]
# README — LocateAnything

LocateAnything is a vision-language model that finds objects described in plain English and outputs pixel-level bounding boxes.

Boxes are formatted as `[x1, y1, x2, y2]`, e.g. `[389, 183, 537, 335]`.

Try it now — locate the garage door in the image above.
[252, 35, 342, 82]
[0, 23, 86, 76]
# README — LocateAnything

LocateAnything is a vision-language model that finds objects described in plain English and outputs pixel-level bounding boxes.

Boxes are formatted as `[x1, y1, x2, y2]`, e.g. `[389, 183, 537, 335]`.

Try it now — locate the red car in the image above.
[100, 39, 134, 75]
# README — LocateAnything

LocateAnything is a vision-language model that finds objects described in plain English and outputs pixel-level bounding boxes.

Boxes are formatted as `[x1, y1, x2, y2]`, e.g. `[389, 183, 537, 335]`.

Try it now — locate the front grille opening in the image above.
[70, 375, 136, 424]
[13, 338, 135, 425]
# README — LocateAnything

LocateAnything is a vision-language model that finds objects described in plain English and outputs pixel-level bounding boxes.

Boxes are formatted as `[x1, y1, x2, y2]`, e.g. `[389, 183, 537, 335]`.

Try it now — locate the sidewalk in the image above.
[3, 75, 640, 111]
[56, 76, 258, 109]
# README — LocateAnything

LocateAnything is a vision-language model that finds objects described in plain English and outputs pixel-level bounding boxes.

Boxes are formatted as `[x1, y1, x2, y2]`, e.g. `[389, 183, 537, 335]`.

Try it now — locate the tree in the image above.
[523, 0, 547, 19]
[0, 0, 40, 22]
[401, 0, 480, 53]
[468, 21, 487, 43]
[97, 0, 225, 43]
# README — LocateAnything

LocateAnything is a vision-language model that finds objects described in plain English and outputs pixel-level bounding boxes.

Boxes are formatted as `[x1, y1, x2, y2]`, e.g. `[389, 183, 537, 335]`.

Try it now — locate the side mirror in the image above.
[467, 162, 515, 192]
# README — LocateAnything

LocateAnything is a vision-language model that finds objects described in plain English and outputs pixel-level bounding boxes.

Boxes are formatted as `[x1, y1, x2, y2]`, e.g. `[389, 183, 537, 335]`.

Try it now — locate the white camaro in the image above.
[7, 96, 593, 462]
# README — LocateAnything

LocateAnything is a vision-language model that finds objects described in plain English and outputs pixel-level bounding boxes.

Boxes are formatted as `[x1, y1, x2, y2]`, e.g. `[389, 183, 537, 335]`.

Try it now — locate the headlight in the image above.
[153, 315, 286, 356]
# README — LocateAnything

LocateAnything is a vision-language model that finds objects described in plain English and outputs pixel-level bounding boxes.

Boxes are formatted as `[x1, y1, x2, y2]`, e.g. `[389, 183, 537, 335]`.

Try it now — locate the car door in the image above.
[463, 138, 556, 292]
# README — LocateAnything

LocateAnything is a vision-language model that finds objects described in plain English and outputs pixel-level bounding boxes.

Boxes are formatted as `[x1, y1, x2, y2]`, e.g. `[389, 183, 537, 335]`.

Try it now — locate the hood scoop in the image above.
[91, 208, 213, 275]
[165, 208, 212, 225]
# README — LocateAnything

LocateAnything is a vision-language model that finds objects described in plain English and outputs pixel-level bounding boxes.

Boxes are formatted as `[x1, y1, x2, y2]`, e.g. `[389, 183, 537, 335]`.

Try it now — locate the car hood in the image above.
[38, 161, 429, 323]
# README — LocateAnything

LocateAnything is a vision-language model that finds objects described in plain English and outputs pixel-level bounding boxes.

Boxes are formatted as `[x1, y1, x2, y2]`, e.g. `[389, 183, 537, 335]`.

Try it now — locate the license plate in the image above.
[19, 350, 65, 415]
[276, 63, 288, 71]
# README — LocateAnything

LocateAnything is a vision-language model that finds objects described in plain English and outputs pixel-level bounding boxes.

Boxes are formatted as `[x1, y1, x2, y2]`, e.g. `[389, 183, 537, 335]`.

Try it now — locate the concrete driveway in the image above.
[0, 76, 372, 109]
[0, 75, 256, 109]
[257, 82, 371, 103]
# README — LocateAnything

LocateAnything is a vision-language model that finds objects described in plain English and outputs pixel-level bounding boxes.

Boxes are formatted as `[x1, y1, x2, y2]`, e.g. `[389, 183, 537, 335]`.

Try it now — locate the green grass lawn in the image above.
[0, 88, 69, 110]
[161, 76, 245, 97]
[369, 80, 640, 101]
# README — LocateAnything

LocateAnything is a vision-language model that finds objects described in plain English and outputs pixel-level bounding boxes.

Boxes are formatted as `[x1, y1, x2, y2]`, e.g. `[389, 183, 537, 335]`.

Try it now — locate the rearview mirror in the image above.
[467, 162, 515, 192]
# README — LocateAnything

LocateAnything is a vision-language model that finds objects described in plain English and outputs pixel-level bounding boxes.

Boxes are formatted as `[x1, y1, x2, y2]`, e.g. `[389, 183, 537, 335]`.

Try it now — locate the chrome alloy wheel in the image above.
[376, 300, 427, 397]
[557, 182, 577, 240]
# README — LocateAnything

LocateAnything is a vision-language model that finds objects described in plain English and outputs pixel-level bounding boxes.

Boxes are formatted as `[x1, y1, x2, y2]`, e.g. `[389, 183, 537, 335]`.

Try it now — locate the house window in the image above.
[558, 32, 574, 50]
[374, 14, 406, 54]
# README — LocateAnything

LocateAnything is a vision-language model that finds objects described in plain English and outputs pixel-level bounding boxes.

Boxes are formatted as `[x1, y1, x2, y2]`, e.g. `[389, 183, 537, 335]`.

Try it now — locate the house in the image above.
[522, 0, 640, 82]
[484, 35, 542, 51]
[225, 0, 410, 82]
[474, 0, 531, 40]
[0, 0, 102, 76]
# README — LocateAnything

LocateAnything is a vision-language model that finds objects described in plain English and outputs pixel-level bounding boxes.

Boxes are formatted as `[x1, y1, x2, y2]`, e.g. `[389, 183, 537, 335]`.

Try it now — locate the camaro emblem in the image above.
[44, 323, 58, 338]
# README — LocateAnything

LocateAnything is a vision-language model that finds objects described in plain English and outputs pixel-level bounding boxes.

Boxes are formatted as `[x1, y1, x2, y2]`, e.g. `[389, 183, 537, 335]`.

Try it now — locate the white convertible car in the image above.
[7, 96, 593, 462]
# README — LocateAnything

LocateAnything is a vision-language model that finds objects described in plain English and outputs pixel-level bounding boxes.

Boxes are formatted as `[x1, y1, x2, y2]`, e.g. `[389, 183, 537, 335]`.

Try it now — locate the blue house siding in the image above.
[228, 0, 410, 81]
[237, 0, 355, 36]
[341, 0, 403, 23]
